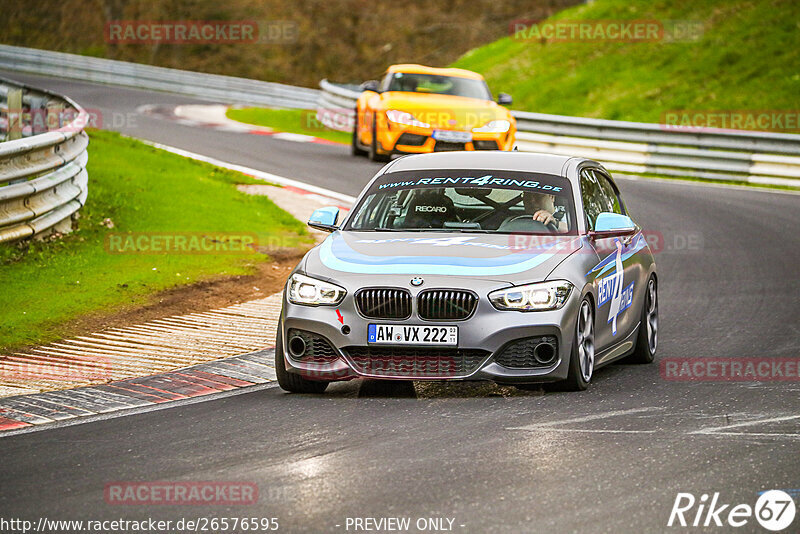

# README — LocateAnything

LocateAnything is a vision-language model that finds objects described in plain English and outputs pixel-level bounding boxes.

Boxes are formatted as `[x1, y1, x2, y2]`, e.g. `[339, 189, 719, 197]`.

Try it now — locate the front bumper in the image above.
[279, 284, 580, 384]
[376, 123, 516, 154]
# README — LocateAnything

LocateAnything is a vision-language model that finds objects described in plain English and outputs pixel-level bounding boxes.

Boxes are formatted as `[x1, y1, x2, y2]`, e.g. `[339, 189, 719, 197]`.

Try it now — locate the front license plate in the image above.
[432, 130, 472, 143]
[368, 324, 458, 346]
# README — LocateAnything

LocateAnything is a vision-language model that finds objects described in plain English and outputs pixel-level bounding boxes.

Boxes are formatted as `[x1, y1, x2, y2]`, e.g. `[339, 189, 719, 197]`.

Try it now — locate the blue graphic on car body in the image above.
[319, 233, 580, 276]
[589, 237, 640, 335]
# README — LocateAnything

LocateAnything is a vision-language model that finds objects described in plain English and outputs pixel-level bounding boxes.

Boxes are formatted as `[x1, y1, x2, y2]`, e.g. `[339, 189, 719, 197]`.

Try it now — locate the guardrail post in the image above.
[46, 99, 64, 130]
[51, 214, 75, 237]
[7, 86, 22, 140]
[29, 95, 48, 135]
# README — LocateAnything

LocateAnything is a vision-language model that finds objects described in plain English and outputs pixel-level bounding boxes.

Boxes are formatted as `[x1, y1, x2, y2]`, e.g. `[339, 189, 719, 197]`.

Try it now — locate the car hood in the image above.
[379, 92, 510, 129]
[304, 231, 582, 284]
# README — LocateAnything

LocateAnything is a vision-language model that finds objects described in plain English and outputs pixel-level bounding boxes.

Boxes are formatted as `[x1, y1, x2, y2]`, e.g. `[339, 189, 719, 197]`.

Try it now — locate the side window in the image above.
[592, 170, 625, 215]
[579, 169, 603, 229]
[380, 72, 393, 92]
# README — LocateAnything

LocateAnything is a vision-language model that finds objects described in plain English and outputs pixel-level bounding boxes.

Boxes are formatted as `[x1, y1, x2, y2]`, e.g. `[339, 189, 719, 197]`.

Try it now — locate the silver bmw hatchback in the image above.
[276, 151, 658, 392]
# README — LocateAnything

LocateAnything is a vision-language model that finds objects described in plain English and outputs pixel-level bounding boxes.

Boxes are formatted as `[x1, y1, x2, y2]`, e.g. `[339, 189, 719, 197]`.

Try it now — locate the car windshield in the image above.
[384, 72, 492, 100]
[345, 170, 576, 235]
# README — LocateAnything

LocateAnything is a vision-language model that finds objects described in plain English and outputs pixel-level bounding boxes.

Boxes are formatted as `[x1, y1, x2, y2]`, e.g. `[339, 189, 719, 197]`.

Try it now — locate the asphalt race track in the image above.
[1, 72, 799, 533]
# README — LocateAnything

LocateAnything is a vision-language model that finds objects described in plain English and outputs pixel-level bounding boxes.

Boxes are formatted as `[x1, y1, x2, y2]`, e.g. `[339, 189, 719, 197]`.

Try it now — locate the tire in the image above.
[625, 276, 658, 364]
[368, 113, 391, 162]
[351, 107, 367, 157]
[547, 298, 594, 392]
[274, 324, 329, 394]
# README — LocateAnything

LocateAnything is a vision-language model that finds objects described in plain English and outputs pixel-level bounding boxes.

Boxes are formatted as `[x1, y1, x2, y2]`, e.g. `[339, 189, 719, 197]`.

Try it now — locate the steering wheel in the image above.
[499, 215, 555, 233]
[529, 214, 560, 232]
[470, 193, 524, 225]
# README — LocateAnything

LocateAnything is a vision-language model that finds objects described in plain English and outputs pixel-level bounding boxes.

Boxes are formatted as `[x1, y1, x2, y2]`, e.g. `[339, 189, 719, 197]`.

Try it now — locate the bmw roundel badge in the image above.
[410, 277, 424, 287]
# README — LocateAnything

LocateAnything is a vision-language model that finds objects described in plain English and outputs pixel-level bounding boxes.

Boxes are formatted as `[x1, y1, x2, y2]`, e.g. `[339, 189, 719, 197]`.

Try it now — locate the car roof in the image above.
[386, 64, 485, 80]
[382, 151, 590, 177]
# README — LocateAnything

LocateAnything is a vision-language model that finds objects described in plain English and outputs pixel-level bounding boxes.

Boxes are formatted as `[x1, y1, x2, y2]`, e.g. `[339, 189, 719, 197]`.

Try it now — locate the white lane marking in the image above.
[701, 432, 800, 438]
[522, 428, 657, 434]
[135, 138, 357, 204]
[174, 104, 272, 133]
[690, 414, 800, 439]
[509, 407, 663, 433]
[272, 132, 315, 142]
[511, 410, 800, 439]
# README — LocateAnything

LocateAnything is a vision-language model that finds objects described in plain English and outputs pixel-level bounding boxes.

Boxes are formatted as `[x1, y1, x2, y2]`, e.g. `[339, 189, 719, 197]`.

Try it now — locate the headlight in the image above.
[473, 119, 511, 133]
[385, 109, 430, 128]
[489, 280, 573, 311]
[288, 273, 346, 306]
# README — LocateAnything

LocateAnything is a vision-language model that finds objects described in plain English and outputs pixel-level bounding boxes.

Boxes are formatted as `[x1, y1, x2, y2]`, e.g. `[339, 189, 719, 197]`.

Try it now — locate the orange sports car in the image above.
[352, 64, 516, 161]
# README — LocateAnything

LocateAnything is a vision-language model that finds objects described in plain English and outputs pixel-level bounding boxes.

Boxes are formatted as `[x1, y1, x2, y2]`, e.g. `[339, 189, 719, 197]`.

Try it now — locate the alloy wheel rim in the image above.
[577, 301, 595, 383]
[646, 279, 658, 353]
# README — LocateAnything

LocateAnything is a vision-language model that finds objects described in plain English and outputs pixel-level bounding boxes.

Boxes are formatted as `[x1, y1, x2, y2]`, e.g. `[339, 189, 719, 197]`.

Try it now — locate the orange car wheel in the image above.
[369, 113, 391, 163]
[351, 107, 367, 157]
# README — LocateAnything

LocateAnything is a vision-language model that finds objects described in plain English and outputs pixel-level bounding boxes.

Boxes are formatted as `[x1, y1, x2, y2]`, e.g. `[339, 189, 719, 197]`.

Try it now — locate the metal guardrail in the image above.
[2, 45, 796, 188]
[0, 44, 320, 110]
[0, 76, 89, 243]
[317, 79, 800, 187]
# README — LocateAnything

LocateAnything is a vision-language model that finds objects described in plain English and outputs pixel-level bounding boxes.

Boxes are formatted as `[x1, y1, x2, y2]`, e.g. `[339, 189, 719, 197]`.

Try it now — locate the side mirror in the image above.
[497, 93, 513, 105]
[308, 206, 340, 232]
[360, 80, 380, 92]
[589, 212, 637, 239]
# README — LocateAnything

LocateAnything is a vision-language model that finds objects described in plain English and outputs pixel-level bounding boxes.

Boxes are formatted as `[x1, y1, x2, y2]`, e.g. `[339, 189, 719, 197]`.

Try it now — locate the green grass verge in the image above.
[226, 107, 351, 145]
[0, 129, 312, 350]
[452, 0, 800, 124]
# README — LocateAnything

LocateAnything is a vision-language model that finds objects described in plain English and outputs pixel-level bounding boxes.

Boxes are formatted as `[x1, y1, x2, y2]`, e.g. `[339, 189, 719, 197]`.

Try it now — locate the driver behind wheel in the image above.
[523, 192, 567, 232]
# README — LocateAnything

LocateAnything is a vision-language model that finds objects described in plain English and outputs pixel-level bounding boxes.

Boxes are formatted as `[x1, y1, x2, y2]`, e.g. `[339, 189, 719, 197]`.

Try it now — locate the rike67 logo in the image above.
[668, 490, 796, 531]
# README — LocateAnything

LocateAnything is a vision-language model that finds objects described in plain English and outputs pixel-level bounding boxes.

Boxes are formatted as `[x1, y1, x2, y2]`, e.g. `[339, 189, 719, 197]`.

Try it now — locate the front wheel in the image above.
[548, 298, 594, 392]
[351, 107, 367, 157]
[369, 113, 391, 162]
[274, 324, 329, 394]
[625, 276, 658, 364]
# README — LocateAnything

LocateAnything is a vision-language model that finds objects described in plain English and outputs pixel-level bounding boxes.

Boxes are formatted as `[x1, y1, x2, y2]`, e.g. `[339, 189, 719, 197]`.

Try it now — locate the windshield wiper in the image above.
[367, 228, 496, 233]
[369, 228, 430, 232]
